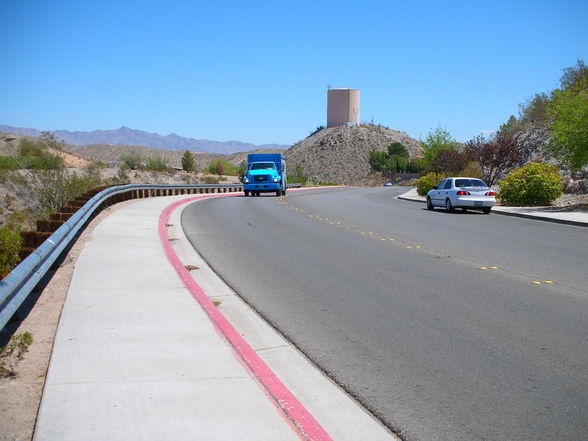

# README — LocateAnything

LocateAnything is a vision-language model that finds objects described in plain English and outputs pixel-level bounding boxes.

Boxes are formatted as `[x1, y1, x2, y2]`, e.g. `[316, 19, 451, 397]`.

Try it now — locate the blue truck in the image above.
[243, 153, 287, 197]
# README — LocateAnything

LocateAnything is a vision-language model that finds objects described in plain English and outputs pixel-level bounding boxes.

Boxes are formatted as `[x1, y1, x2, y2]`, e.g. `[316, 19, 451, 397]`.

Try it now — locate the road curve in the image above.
[181, 187, 588, 441]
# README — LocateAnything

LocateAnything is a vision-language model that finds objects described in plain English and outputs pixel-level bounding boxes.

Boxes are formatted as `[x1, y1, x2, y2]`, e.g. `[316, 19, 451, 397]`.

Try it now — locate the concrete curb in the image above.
[160, 195, 335, 441]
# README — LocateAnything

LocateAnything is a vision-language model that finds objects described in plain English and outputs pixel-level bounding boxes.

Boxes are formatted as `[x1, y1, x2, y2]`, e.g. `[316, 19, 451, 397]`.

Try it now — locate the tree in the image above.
[559, 59, 588, 90]
[387, 142, 408, 158]
[518, 92, 551, 125]
[368, 150, 389, 172]
[181, 151, 195, 172]
[545, 60, 588, 170]
[465, 135, 524, 187]
[431, 149, 470, 175]
[421, 126, 456, 171]
[237, 161, 247, 180]
[497, 115, 522, 138]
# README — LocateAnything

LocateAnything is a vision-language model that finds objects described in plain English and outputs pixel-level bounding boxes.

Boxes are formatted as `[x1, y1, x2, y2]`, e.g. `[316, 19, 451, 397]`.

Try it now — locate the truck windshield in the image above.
[250, 162, 276, 170]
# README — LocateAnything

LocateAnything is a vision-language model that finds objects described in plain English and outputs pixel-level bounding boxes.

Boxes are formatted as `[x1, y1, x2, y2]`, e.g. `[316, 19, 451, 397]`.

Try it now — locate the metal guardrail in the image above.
[0, 182, 304, 331]
[0, 183, 255, 331]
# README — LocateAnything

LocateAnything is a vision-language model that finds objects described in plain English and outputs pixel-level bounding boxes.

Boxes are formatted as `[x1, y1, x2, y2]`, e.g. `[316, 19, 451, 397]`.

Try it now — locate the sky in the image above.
[1, 0, 587, 146]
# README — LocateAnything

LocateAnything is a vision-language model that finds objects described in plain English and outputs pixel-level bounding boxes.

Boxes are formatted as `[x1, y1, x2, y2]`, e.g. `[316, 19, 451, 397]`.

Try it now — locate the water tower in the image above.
[327, 88, 360, 127]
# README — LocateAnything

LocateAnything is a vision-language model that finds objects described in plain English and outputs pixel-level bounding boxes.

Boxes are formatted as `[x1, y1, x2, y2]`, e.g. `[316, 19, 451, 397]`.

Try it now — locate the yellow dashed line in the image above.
[282, 202, 555, 287]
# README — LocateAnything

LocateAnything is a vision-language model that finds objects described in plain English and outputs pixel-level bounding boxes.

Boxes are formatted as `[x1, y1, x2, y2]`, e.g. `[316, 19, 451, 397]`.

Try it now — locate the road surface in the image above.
[181, 187, 588, 441]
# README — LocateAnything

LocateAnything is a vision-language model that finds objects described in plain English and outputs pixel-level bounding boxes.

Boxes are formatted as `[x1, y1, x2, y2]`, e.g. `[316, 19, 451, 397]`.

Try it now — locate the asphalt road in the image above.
[181, 187, 588, 441]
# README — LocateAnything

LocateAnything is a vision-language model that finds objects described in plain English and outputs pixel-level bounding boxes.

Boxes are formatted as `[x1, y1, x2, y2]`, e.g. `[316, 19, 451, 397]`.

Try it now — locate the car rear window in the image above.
[455, 179, 486, 187]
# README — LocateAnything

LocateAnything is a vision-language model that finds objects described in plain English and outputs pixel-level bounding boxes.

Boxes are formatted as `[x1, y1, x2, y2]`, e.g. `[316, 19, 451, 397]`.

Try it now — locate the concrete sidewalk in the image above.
[397, 188, 588, 227]
[33, 194, 397, 441]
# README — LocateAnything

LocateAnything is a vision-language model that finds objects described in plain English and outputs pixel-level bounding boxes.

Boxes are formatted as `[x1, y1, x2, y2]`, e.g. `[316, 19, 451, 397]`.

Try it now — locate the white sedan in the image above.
[426, 177, 496, 214]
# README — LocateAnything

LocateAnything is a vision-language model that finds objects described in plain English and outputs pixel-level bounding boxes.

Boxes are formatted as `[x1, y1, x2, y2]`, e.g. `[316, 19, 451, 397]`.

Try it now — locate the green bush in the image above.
[0, 215, 23, 277]
[120, 153, 142, 170]
[145, 156, 168, 172]
[0, 156, 19, 170]
[416, 172, 446, 196]
[18, 138, 64, 169]
[207, 159, 238, 176]
[498, 162, 563, 206]
[288, 164, 308, 185]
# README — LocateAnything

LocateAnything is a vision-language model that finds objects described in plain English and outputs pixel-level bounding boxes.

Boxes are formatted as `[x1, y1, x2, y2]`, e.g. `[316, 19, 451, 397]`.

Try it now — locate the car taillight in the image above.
[456, 191, 470, 195]
[485, 191, 495, 196]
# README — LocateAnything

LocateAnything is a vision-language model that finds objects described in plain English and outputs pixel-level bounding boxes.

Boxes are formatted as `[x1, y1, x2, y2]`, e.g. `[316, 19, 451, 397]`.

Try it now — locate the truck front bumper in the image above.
[244, 183, 281, 192]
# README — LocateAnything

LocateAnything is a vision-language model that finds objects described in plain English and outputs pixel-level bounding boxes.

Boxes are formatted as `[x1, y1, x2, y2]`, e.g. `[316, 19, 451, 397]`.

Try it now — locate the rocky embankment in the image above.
[514, 126, 588, 194]
[286, 124, 422, 185]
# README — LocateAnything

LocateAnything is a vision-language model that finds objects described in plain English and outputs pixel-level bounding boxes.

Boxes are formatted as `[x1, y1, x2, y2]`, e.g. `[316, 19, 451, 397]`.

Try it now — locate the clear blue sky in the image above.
[1, 0, 587, 146]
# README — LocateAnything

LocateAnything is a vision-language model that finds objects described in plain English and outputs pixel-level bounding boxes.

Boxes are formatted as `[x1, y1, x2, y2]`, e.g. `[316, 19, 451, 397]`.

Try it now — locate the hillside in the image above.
[0, 124, 289, 154]
[286, 124, 422, 185]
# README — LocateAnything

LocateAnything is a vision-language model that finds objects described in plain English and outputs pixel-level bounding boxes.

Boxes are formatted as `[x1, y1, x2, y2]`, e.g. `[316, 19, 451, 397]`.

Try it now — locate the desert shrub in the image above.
[202, 176, 219, 184]
[498, 162, 563, 206]
[288, 164, 308, 185]
[0, 332, 33, 378]
[207, 159, 238, 176]
[17, 138, 64, 170]
[145, 156, 168, 172]
[416, 172, 446, 196]
[120, 153, 142, 170]
[26, 169, 103, 215]
[0, 156, 19, 170]
[0, 217, 23, 277]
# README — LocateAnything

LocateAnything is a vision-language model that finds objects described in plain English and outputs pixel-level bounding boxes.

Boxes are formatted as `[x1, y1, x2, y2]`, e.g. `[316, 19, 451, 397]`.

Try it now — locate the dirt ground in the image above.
[0, 202, 130, 441]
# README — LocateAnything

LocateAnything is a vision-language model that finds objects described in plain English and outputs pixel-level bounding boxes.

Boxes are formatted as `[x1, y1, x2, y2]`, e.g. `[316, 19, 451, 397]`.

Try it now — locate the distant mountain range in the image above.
[0, 125, 289, 154]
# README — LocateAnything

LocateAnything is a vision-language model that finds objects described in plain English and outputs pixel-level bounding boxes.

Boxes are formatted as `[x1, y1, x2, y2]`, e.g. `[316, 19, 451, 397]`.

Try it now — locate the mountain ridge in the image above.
[0, 124, 289, 154]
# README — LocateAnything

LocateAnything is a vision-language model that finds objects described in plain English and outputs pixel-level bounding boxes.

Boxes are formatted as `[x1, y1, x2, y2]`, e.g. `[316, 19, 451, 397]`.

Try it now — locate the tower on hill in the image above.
[327, 88, 360, 127]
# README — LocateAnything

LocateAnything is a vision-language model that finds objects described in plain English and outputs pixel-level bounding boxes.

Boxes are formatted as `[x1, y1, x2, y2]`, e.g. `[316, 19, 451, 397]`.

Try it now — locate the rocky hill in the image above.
[285, 124, 422, 185]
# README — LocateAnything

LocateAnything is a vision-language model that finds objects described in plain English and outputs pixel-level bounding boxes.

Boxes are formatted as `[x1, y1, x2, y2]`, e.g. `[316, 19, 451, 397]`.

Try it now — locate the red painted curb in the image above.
[158, 193, 334, 441]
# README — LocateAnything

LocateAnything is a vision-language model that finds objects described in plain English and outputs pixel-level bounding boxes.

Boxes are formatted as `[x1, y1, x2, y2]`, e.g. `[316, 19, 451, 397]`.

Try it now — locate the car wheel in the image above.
[461, 207, 467, 212]
[426, 197, 434, 210]
[244, 191, 249, 196]
[445, 198, 454, 212]
[483, 207, 491, 214]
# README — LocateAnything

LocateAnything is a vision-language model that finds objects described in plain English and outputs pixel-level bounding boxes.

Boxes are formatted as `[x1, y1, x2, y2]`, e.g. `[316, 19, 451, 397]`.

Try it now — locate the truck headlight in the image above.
[273, 178, 278, 183]
[244, 178, 249, 183]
